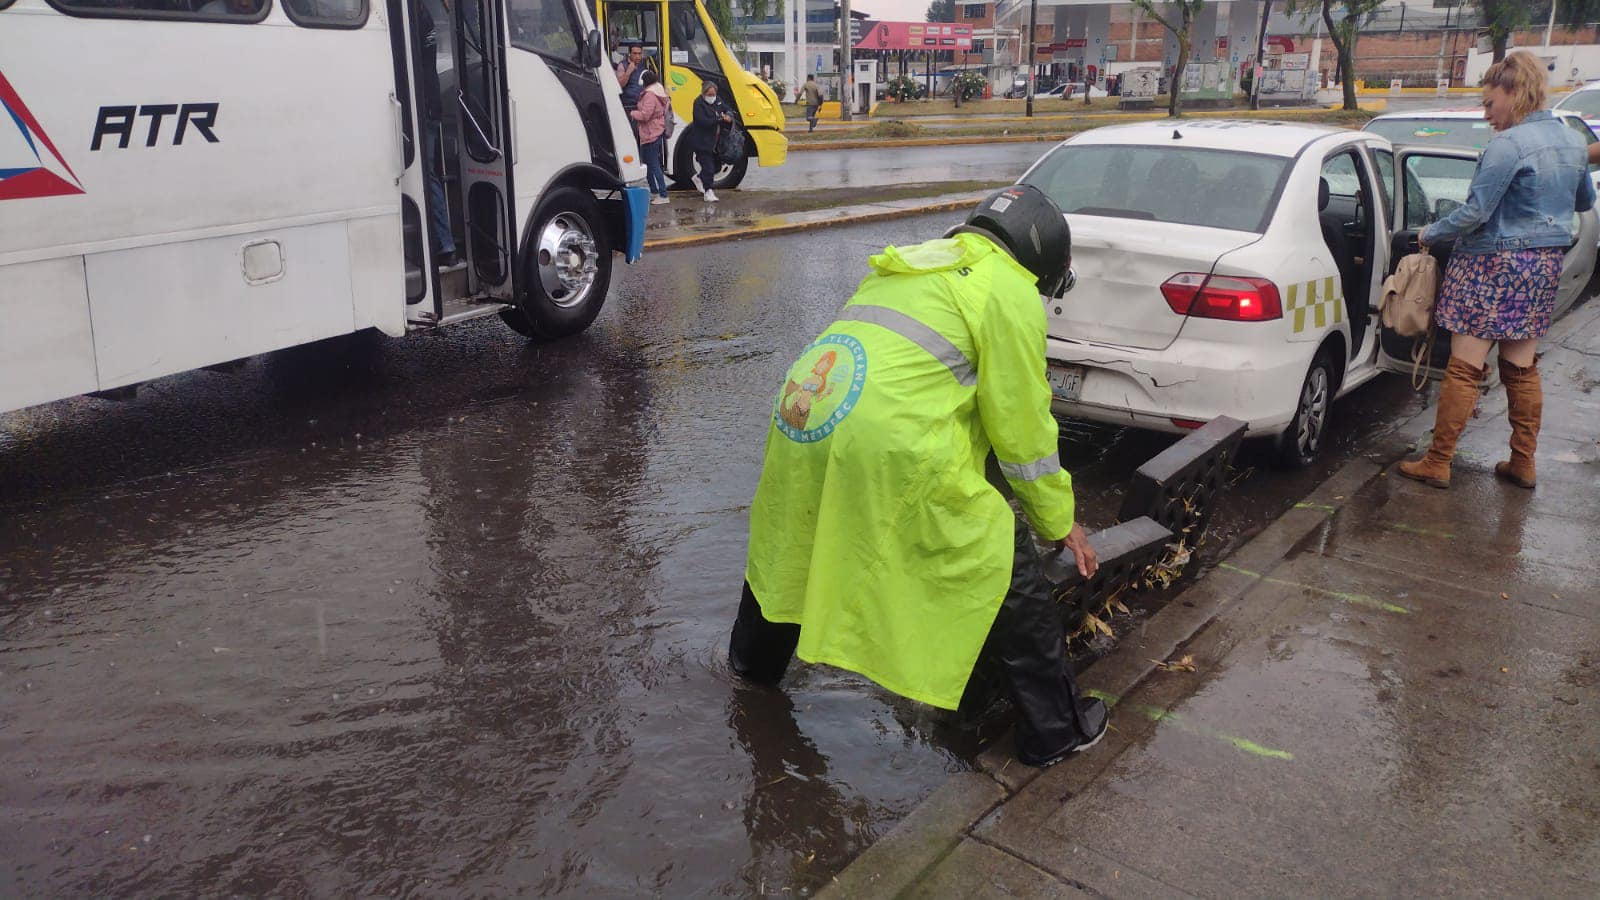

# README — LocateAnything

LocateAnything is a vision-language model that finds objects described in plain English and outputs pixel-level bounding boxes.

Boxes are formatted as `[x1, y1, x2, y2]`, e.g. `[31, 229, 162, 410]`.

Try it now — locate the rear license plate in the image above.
[1047, 364, 1085, 401]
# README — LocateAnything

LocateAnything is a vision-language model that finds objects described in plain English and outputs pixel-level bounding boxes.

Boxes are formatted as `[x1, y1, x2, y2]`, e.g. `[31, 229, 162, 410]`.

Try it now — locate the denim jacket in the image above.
[1421, 110, 1596, 254]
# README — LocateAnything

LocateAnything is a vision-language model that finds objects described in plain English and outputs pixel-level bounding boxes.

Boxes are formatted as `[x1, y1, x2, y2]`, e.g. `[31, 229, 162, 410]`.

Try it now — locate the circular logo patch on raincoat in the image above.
[774, 334, 867, 443]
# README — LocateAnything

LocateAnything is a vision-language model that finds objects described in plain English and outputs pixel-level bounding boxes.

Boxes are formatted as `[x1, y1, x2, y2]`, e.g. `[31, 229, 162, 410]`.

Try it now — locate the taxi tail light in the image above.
[1161, 273, 1283, 322]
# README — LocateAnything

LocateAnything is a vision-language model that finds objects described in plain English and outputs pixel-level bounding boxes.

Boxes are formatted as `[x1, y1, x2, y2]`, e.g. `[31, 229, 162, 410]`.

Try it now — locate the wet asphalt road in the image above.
[754, 141, 1056, 191]
[0, 213, 1429, 896]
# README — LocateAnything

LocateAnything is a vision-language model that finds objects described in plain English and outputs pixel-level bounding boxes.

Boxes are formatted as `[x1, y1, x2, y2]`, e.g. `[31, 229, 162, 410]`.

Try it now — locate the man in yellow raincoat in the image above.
[730, 185, 1109, 767]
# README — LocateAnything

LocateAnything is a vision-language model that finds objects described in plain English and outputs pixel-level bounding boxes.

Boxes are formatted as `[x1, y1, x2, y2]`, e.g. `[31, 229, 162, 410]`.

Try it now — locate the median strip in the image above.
[642, 189, 992, 250]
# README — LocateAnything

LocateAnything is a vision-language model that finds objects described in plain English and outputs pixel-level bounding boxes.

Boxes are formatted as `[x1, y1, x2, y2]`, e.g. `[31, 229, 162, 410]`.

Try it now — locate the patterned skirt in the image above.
[1434, 247, 1564, 341]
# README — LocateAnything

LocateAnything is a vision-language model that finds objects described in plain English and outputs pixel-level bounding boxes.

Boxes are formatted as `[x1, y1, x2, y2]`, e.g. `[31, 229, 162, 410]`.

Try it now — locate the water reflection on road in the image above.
[0, 214, 1423, 895]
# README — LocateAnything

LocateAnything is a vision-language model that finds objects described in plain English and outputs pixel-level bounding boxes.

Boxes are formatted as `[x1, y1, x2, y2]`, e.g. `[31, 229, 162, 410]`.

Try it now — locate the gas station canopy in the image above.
[854, 21, 974, 53]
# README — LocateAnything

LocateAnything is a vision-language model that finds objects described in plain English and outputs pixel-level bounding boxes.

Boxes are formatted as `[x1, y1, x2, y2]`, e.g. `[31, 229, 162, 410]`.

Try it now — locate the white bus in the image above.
[0, 0, 648, 416]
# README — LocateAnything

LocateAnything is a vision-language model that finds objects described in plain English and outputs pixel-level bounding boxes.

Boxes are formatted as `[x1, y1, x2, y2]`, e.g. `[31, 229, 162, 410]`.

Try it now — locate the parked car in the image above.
[1552, 80, 1600, 128]
[1059, 83, 1109, 100]
[1004, 77, 1029, 99]
[1365, 107, 1600, 238]
[1017, 120, 1599, 466]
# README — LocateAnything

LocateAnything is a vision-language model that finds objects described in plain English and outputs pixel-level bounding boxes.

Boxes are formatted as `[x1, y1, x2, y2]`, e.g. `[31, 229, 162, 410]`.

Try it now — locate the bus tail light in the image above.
[1161, 274, 1283, 322]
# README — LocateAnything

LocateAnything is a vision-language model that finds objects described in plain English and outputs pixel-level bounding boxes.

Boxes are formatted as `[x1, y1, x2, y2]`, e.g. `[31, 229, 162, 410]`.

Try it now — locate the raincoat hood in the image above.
[645, 82, 670, 100]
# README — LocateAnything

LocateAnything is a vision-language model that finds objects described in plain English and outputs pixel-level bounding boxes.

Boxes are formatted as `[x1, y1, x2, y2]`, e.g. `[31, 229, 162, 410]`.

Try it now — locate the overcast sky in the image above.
[855, 0, 938, 25]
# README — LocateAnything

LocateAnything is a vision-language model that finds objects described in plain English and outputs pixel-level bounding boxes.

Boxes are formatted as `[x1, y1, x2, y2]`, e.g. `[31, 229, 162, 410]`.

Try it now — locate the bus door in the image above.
[453, 0, 520, 301]
[387, 0, 439, 321]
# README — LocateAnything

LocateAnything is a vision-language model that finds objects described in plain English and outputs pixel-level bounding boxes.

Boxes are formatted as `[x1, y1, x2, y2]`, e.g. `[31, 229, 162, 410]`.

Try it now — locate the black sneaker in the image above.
[1017, 697, 1109, 768]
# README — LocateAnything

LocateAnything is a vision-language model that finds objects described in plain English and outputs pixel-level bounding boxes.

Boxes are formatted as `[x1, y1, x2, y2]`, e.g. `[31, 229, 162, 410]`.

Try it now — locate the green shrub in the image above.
[952, 70, 988, 102]
[884, 74, 922, 102]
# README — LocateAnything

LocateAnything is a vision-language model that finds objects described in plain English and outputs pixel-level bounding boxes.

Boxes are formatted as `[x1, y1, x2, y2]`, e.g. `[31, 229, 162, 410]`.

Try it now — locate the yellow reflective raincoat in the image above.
[745, 233, 1077, 710]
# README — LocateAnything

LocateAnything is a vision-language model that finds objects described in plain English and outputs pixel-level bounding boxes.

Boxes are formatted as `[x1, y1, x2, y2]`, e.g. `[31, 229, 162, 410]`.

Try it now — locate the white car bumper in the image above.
[1045, 334, 1316, 437]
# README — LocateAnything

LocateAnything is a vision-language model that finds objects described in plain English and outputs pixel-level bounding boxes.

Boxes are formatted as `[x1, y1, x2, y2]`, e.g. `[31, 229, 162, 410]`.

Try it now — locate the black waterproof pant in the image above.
[695, 151, 718, 193]
[728, 516, 1094, 763]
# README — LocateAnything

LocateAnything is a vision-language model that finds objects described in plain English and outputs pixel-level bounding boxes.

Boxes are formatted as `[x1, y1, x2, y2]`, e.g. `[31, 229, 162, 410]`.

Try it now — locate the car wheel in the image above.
[1275, 350, 1336, 469]
[505, 186, 612, 341]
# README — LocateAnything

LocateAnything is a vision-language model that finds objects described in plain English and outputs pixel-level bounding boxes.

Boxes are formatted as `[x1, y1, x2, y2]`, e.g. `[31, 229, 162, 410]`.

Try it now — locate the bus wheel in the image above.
[670, 143, 748, 191]
[713, 153, 748, 190]
[507, 187, 612, 340]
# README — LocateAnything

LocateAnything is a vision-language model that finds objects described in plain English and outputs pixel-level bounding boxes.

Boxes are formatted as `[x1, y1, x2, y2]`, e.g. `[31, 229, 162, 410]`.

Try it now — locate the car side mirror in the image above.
[584, 29, 603, 69]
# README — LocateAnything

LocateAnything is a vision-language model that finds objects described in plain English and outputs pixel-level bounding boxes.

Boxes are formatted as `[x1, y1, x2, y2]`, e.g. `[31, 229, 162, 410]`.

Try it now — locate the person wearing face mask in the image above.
[685, 81, 733, 202]
[1399, 52, 1596, 491]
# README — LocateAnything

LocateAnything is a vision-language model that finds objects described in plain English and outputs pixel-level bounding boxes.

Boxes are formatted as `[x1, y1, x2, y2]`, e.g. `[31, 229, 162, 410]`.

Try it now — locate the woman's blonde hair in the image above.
[1482, 52, 1548, 122]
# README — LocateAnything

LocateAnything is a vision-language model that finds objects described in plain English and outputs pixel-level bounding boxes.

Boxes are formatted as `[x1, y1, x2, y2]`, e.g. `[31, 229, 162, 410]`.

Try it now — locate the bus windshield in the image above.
[667, 3, 721, 78]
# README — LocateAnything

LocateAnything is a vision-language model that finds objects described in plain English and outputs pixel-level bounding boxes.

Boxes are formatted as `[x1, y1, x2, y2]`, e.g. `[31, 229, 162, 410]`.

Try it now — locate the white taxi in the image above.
[1020, 120, 1599, 466]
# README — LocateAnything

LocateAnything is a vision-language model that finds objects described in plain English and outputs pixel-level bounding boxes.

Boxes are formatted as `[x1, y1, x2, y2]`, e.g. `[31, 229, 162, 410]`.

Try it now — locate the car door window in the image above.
[1402, 154, 1475, 230]
[1562, 115, 1600, 173]
[1370, 147, 1395, 220]
[1321, 153, 1360, 198]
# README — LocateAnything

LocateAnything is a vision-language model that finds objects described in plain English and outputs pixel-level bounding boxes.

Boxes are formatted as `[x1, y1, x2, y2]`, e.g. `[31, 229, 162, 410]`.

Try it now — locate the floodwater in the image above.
[0, 215, 1423, 895]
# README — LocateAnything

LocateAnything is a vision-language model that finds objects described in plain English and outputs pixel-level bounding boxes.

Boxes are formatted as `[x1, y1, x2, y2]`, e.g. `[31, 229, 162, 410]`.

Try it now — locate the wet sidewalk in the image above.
[828, 299, 1600, 897]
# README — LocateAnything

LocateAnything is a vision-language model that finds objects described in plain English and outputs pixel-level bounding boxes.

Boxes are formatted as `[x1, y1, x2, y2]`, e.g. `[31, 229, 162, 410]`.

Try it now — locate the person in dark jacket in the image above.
[685, 81, 732, 202]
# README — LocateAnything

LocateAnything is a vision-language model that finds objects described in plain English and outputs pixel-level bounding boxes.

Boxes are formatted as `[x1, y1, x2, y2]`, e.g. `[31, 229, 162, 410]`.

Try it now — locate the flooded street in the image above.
[0, 214, 1425, 895]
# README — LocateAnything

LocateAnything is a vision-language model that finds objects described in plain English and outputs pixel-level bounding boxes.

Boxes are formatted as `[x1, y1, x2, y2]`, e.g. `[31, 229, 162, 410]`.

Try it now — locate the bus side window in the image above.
[508, 0, 584, 65]
[46, 0, 269, 22]
[282, 0, 367, 28]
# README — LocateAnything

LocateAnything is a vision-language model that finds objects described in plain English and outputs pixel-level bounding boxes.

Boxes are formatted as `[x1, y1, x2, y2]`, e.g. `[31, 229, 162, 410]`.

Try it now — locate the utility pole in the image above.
[840, 0, 853, 120]
[783, 0, 796, 101]
[1434, 1, 1451, 86]
[1544, 0, 1557, 47]
[1026, 0, 1038, 116]
[1251, 0, 1271, 110]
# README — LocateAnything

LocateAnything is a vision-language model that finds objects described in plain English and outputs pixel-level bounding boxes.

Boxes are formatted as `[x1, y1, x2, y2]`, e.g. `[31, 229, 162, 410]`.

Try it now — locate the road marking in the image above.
[1219, 562, 1411, 614]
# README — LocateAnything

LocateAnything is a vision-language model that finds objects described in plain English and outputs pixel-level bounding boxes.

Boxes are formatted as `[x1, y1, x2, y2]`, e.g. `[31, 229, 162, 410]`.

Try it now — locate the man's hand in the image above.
[1060, 523, 1098, 579]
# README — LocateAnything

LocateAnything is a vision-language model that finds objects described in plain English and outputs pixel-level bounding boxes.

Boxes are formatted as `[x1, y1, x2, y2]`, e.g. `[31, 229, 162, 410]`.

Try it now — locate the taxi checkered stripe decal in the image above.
[1286, 276, 1343, 334]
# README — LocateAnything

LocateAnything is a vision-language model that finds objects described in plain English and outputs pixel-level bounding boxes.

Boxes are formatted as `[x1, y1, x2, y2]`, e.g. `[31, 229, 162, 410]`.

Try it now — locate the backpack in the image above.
[1378, 250, 1441, 388]
[661, 94, 676, 141]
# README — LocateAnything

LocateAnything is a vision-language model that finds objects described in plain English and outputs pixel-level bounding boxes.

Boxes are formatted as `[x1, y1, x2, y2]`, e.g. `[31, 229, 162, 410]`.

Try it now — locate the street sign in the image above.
[1065, 38, 1087, 49]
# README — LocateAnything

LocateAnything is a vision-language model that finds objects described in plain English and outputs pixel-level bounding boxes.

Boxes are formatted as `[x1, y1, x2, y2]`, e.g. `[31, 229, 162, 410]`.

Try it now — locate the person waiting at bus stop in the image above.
[728, 186, 1110, 767]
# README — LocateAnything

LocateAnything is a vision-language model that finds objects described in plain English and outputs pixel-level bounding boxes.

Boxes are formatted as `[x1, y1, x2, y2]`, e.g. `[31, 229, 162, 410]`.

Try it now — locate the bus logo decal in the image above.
[0, 69, 84, 201]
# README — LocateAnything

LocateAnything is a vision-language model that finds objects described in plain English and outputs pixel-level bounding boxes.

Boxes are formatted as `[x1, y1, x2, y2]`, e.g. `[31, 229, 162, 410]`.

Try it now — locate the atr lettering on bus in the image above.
[91, 103, 220, 150]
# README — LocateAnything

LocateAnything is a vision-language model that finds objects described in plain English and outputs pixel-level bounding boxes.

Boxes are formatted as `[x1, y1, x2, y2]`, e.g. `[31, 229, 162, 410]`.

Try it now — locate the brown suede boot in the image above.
[1398, 357, 1486, 489]
[1495, 357, 1540, 489]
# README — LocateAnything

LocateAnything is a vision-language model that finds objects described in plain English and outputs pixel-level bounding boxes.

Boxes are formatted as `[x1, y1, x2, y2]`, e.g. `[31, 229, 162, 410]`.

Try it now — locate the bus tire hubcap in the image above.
[536, 212, 598, 309]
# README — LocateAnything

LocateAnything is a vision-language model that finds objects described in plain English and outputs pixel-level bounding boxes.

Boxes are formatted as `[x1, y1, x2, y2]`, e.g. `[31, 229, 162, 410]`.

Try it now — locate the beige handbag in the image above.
[1378, 251, 1441, 388]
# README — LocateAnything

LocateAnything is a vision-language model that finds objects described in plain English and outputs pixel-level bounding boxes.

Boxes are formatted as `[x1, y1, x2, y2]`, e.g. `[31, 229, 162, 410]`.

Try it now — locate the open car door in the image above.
[1379, 146, 1600, 378]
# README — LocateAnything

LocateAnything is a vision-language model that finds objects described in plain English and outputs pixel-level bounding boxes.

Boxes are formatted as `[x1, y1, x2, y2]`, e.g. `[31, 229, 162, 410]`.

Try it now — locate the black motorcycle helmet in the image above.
[946, 184, 1074, 298]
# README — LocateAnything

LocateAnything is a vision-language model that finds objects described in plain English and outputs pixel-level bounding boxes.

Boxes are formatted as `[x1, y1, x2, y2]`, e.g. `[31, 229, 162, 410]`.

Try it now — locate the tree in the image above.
[1129, 0, 1205, 117]
[1287, 0, 1383, 111]
[703, 0, 783, 51]
[1475, 0, 1533, 61]
[926, 0, 954, 23]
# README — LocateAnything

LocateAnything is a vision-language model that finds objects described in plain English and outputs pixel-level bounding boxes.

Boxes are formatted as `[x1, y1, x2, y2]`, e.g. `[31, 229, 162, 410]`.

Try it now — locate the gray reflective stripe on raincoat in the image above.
[997, 454, 1062, 482]
[837, 304, 978, 386]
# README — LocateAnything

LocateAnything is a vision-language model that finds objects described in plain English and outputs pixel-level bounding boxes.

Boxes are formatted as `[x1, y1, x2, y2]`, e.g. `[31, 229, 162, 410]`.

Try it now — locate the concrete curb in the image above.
[641, 191, 989, 251]
[819, 413, 1435, 898]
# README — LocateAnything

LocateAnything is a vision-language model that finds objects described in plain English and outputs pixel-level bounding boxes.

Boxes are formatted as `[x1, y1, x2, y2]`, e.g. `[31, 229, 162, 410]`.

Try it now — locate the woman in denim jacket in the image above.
[1400, 52, 1596, 490]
